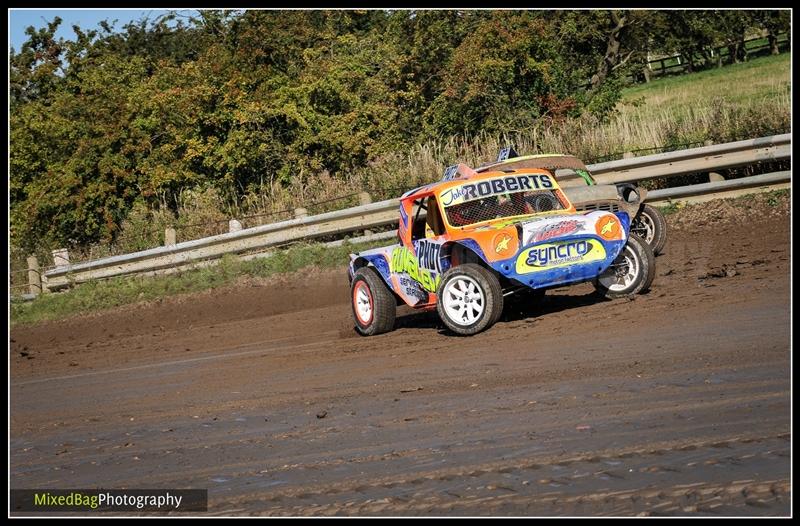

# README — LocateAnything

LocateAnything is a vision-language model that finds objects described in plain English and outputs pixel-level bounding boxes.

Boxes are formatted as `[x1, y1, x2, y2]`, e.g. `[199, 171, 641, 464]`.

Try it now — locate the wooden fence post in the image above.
[27, 255, 41, 296]
[164, 227, 177, 247]
[52, 248, 70, 269]
[358, 192, 373, 206]
[359, 192, 375, 236]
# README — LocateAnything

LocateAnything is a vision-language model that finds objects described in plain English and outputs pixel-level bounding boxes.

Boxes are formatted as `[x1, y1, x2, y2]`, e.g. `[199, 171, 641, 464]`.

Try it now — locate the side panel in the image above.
[483, 211, 629, 290]
[350, 238, 446, 308]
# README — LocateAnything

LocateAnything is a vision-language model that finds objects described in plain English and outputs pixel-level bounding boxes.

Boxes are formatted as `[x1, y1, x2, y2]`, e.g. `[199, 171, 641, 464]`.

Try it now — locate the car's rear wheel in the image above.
[437, 264, 503, 336]
[351, 267, 396, 336]
[594, 234, 655, 298]
[631, 204, 668, 255]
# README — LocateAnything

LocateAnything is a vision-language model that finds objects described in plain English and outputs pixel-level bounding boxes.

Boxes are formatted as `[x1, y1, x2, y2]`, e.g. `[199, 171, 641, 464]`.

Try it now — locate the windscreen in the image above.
[440, 173, 567, 227]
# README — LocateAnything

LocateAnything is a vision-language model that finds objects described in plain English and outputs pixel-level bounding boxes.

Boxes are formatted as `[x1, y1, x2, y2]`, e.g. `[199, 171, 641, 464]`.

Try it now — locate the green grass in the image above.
[731, 188, 790, 208]
[10, 238, 391, 326]
[657, 202, 681, 216]
[621, 53, 790, 111]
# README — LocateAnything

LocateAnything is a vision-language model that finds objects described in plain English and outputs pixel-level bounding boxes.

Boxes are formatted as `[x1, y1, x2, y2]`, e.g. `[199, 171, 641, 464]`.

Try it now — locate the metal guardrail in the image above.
[587, 134, 790, 184]
[647, 170, 790, 203]
[40, 134, 791, 291]
[44, 199, 400, 289]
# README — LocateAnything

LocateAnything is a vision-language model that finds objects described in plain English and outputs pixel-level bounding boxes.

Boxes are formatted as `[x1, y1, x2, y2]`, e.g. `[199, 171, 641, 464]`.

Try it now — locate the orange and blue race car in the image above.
[348, 161, 656, 336]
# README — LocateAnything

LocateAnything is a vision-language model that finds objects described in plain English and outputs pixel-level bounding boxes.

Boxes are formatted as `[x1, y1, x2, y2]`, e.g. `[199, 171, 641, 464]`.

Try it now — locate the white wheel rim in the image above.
[633, 213, 655, 245]
[355, 284, 372, 324]
[599, 244, 640, 292]
[442, 276, 486, 326]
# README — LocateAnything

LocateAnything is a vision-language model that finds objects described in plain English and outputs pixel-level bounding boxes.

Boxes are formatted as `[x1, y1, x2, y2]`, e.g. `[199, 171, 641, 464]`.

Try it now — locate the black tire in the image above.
[594, 234, 656, 299]
[351, 267, 396, 336]
[436, 263, 504, 336]
[632, 204, 668, 255]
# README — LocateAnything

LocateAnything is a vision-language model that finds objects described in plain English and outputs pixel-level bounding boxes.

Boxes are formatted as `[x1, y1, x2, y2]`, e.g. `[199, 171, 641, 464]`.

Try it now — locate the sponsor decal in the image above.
[399, 204, 409, 228]
[414, 239, 443, 273]
[497, 146, 519, 162]
[595, 215, 621, 240]
[527, 219, 583, 244]
[440, 174, 554, 207]
[495, 234, 511, 253]
[526, 240, 589, 266]
[493, 232, 516, 257]
[391, 245, 441, 293]
[439, 186, 470, 207]
[398, 275, 429, 303]
[515, 239, 606, 274]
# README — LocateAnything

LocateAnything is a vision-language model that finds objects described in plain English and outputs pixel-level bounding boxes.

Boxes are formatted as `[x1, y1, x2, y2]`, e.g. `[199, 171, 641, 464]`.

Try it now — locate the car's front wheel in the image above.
[436, 264, 503, 336]
[351, 267, 396, 336]
[594, 234, 656, 298]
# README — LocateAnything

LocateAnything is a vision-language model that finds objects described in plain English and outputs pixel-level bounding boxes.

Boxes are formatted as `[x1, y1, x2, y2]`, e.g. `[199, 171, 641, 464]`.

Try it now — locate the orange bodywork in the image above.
[399, 168, 576, 263]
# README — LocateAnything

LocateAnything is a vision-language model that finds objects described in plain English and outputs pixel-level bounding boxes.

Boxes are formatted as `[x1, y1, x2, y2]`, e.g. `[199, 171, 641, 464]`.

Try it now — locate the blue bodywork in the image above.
[491, 211, 630, 290]
[350, 211, 631, 303]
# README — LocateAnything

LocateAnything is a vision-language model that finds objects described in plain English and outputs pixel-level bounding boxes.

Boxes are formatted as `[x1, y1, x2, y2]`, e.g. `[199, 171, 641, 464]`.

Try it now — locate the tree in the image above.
[10, 17, 65, 107]
[557, 11, 658, 95]
[716, 11, 756, 64]
[648, 11, 719, 72]
[752, 10, 790, 55]
[425, 12, 593, 136]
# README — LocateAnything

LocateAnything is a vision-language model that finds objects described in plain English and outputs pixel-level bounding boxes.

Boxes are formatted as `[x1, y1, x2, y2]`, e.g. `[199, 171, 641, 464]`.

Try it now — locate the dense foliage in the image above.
[9, 9, 789, 253]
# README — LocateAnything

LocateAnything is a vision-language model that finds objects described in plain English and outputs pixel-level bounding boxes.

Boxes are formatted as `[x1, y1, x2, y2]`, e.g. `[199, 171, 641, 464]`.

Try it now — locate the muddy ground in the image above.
[10, 196, 791, 516]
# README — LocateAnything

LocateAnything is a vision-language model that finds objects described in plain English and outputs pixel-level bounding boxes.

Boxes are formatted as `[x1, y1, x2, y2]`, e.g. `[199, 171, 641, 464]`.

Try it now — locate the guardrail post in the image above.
[229, 219, 242, 233]
[294, 208, 308, 219]
[52, 248, 70, 269]
[708, 172, 725, 182]
[165, 227, 176, 247]
[27, 256, 41, 296]
[358, 192, 373, 205]
[359, 192, 374, 236]
[702, 141, 725, 181]
[623, 151, 634, 159]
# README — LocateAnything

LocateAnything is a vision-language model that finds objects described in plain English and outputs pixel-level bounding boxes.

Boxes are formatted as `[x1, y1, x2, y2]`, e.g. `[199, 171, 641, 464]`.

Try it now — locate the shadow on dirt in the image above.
[395, 309, 441, 331]
[392, 290, 614, 335]
[501, 290, 612, 323]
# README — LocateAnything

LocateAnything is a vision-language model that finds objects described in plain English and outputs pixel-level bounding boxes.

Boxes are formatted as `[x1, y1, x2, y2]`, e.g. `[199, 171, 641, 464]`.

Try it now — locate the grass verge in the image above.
[10, 238, 389, 326]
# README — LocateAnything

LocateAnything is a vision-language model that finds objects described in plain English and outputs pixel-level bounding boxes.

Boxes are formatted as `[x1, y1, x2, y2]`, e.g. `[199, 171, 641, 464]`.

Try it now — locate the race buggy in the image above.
[476, 148, 668, 255]
[348, 162, 656, 336]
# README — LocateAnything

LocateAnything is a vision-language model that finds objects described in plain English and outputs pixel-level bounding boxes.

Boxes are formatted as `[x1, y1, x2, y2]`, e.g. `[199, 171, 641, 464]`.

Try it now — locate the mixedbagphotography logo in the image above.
[11, 489, 207, 513]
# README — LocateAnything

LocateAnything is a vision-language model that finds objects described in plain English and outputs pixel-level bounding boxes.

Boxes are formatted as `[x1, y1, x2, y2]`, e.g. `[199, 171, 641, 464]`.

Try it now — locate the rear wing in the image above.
[477, 149, 590, 174]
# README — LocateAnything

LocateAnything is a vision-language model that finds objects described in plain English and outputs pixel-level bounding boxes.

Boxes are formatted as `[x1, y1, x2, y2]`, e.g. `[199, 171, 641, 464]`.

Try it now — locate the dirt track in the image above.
[10, 199, 791, 516]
